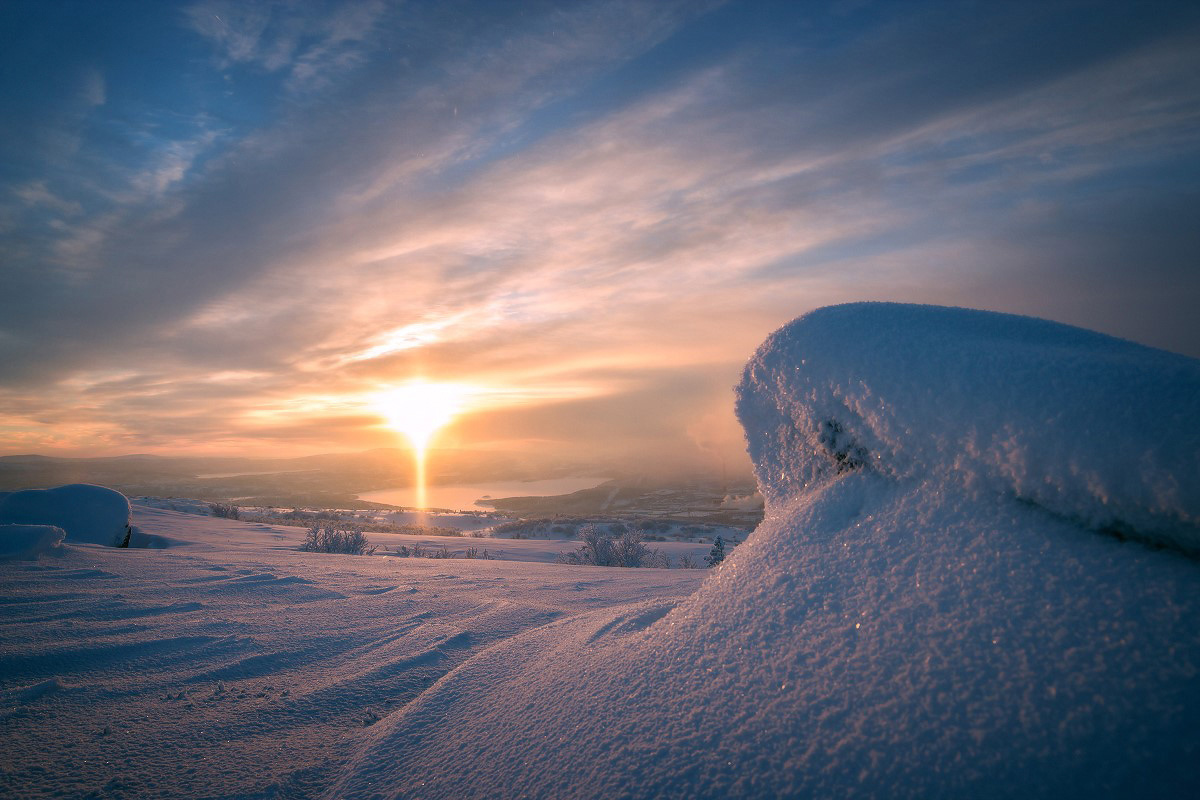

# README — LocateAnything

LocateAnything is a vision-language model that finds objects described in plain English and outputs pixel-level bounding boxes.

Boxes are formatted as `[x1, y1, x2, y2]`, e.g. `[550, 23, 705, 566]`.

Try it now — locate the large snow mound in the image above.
[331, 304, 1200, 799]
[738, 302, 1200, 551]
[0, 484, 132, 547]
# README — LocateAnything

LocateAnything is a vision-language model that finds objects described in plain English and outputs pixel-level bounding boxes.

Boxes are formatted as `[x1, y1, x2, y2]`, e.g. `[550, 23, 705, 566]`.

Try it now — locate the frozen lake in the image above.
[356, 476, 609, 511]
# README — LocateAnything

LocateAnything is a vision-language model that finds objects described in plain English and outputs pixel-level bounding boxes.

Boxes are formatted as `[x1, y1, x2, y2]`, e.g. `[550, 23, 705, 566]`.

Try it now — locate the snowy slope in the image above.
[330, 303, 1200, 799]
[0, 506, 704, 798]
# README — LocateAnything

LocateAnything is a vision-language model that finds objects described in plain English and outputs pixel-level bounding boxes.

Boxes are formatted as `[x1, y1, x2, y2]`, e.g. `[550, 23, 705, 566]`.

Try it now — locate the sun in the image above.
[373, 380, 474, 514]
[375, 381, 470, 453]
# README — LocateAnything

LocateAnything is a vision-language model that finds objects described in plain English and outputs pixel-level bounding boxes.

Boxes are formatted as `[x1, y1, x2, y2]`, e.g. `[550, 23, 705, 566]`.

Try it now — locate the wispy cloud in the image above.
[127, 126, 226, 198]
[184, 0, 385, 93]
[14, 181, 82, 216]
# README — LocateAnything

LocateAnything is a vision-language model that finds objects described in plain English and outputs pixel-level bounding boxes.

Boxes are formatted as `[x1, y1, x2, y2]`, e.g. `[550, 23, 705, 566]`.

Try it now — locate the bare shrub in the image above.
[557, 525, 667, 568]
[462, 547, 496, 560]
[427, 544, 454, 559]
[557, 524, 613, 566]
[208, 503, 240, 520]
[611, 529, 654, 567]
[299, 523, 376, 555]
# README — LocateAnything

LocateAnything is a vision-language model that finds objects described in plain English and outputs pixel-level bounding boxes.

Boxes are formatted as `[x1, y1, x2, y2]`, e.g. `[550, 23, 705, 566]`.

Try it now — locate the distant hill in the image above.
[0, 449, 719, 508]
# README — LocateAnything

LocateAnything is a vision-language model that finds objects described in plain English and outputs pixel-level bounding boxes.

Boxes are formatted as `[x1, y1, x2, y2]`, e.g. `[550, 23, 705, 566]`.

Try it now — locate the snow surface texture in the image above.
[0, 483, 132, 547]
[330, 303, 1200, 799]
[0, 505, 705, 798]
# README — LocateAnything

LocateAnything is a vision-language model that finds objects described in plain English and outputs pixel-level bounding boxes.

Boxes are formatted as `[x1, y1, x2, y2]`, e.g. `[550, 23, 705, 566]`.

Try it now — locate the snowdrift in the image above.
[738, 302, 1200, 551]
[331, 304, 1200, 799]
[0, 524, 65, 559]
[0, 484, 132, 547]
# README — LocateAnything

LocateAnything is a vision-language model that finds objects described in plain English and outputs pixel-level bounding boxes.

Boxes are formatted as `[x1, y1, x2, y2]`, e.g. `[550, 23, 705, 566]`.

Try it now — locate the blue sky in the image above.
[1, 0, 1198, 467]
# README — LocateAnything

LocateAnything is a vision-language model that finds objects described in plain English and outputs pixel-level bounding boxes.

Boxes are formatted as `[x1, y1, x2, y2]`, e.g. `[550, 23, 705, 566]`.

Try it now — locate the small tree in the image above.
[705, 536, 726, 567]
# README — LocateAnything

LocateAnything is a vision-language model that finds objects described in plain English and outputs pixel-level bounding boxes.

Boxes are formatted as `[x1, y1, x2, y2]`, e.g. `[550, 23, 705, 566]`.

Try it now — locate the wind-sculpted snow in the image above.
[331, 304, 1200, 799]
[738, 303, 1200, 551]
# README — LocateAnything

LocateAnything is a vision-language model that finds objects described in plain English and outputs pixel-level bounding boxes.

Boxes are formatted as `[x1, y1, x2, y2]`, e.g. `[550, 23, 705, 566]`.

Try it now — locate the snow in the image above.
[0, 524, 64, 560]
[0, 483, 132, 547]
[737, 302, 1200, 551]
[0, 505, 705, 798]
[2, 303, 1199, 798]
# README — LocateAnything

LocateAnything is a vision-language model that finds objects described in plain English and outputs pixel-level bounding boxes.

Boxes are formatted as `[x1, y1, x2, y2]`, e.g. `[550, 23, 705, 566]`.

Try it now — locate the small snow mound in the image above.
[0, 484, 132, 547]
[11, 677, 71, 701]
[0, 524, 65, 560]
[737, 302, 1200, 551]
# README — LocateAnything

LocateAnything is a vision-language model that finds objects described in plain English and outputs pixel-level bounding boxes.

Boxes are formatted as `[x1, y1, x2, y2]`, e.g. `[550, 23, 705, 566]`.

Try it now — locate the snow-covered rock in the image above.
[0, 484, 132, 547]
[331, 303, 1200, 799]
[0, 524, 65, 560]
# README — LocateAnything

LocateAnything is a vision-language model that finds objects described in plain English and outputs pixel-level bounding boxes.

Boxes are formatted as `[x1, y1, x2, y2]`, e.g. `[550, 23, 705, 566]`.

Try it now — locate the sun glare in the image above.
[375, 381, 473, 514]
[376, 381, 470, 454]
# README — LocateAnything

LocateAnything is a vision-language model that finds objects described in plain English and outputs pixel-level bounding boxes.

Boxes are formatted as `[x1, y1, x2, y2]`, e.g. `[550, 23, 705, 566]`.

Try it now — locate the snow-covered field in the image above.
[0, 508, 707, 798]
[3, 302, 1200, 798]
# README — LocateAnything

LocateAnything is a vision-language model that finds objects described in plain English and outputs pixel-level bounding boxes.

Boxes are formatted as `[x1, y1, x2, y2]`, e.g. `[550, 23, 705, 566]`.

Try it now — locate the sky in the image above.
[1, 0, 1198, 473]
